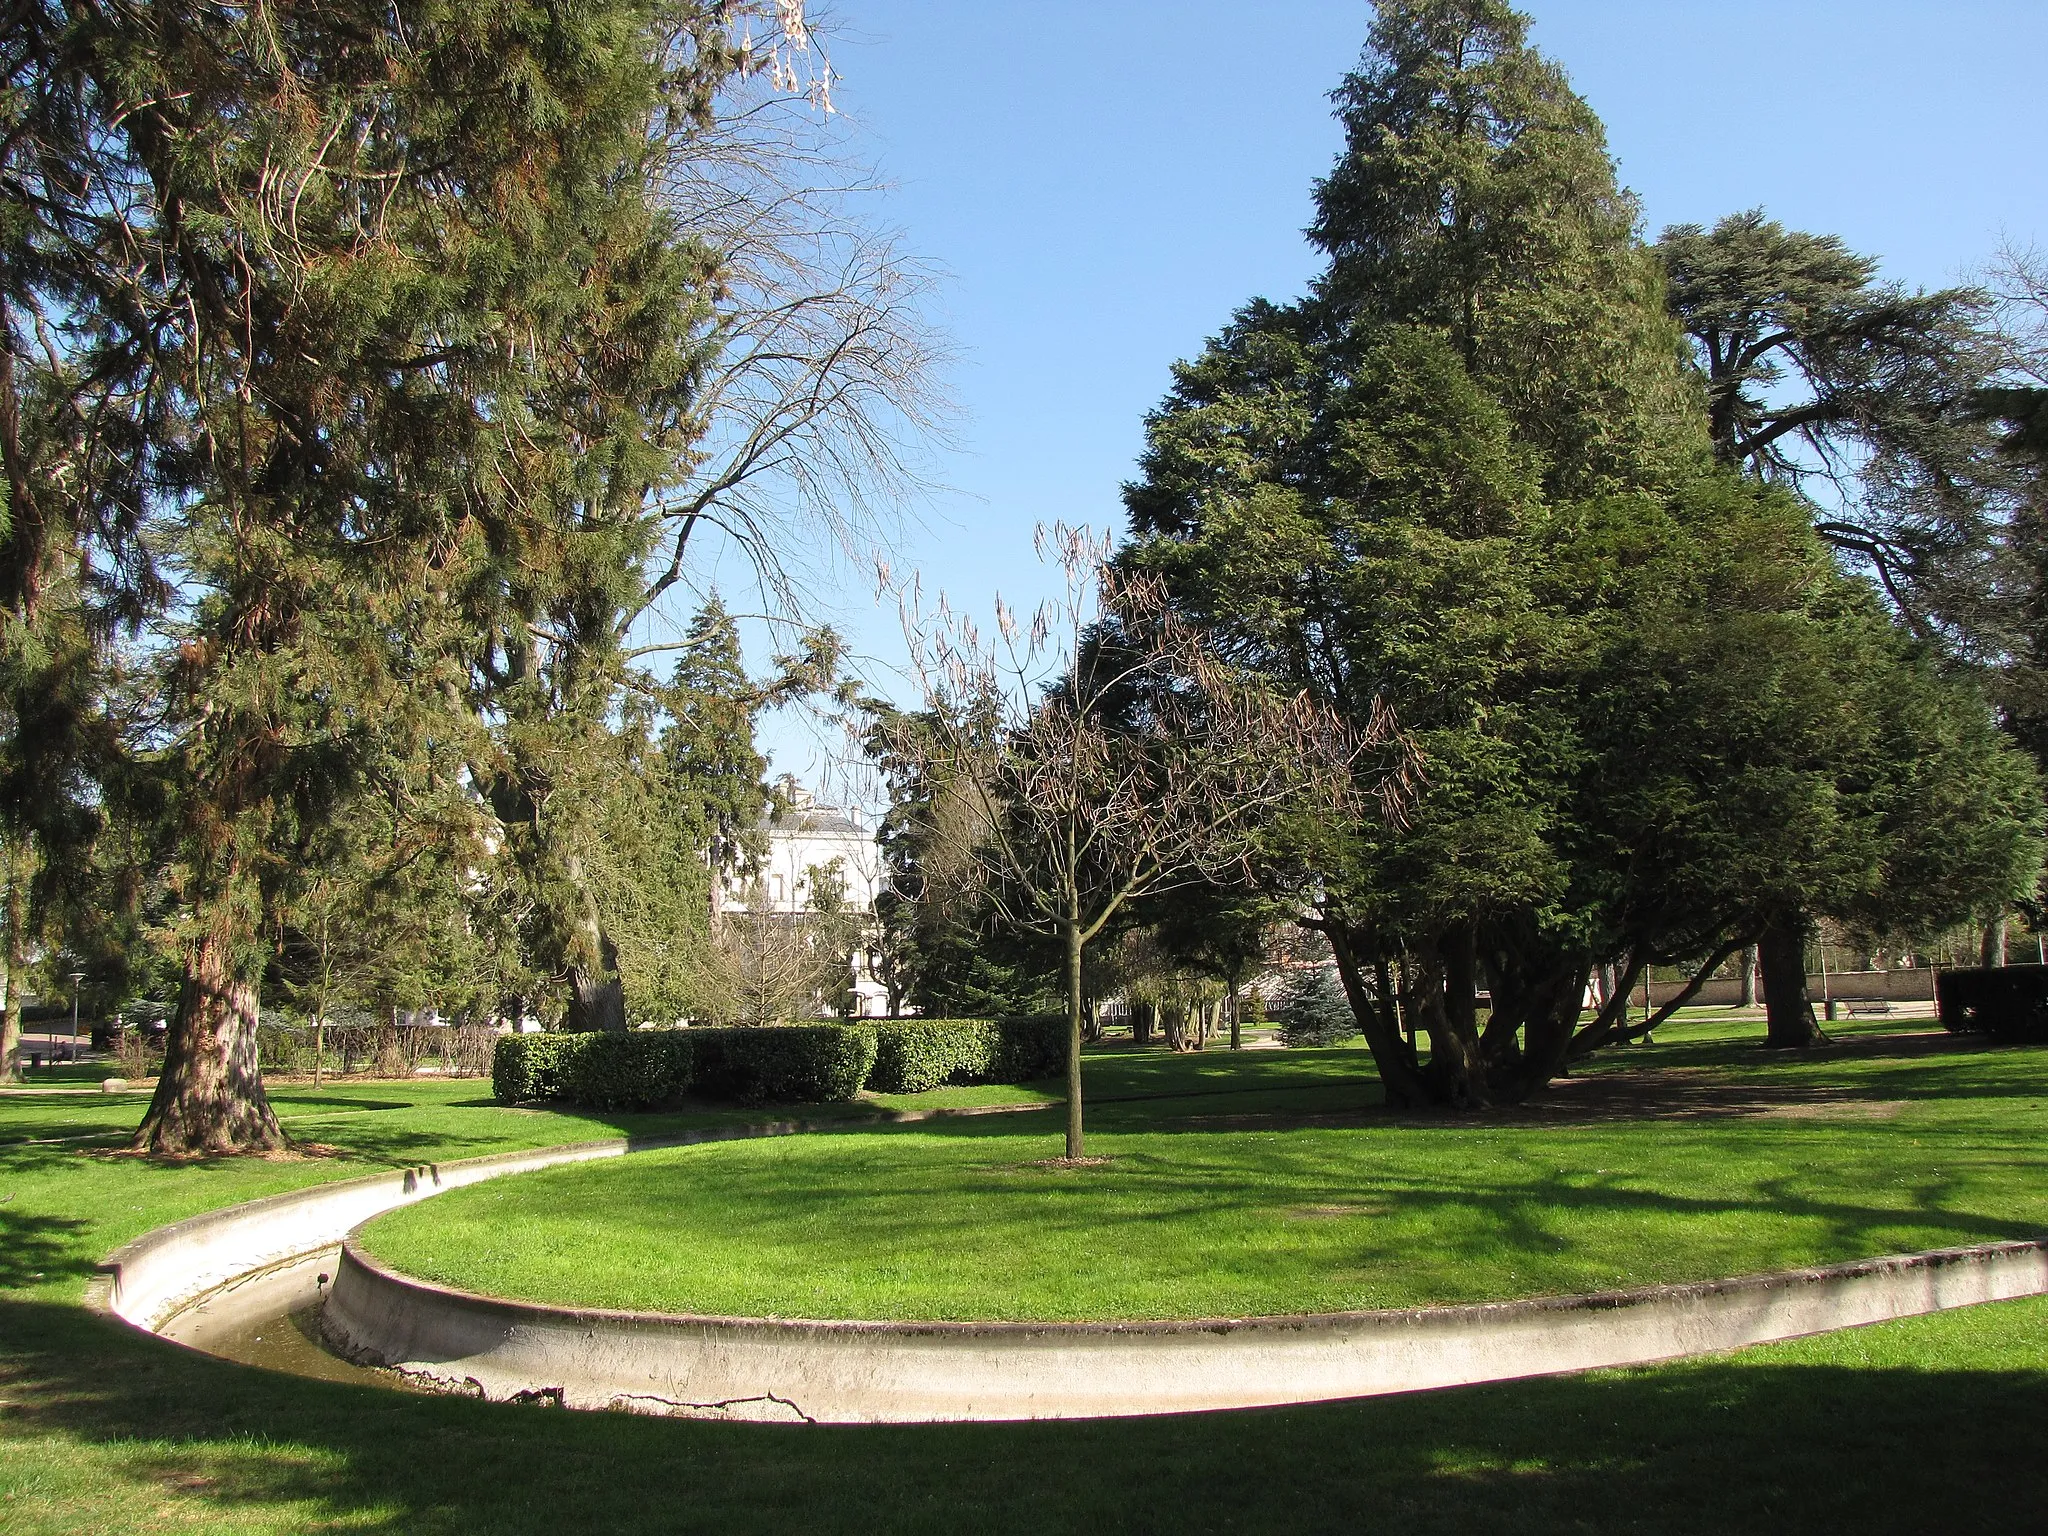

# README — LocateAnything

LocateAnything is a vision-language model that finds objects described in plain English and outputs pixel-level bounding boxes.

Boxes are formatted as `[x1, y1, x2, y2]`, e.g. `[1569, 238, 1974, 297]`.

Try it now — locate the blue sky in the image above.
[729, 0, 2048, 792]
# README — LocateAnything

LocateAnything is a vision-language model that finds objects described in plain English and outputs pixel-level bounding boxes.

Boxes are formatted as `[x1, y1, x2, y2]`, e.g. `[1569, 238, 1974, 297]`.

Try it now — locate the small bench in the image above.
[1844, 999, 1893, 1017]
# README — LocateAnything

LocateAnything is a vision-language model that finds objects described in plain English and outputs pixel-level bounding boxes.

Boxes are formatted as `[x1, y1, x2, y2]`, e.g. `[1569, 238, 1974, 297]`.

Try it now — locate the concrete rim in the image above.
[334, 1232, 2048, 1338]
[325, 1232, 2048, 1423]
[89, 1110, 2048, 1424]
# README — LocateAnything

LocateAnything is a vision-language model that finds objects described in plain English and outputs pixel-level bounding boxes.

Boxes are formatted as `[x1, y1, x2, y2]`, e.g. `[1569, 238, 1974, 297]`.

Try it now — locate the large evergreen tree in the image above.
[1310, 0, 1701, 498]
[1656, 211, 2009, 635]
[1123, 0, 2041, 1104]
[3, 0, 769, 1150]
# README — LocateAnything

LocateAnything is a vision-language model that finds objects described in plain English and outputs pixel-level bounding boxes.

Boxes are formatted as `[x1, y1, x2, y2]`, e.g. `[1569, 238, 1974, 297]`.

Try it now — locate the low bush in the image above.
[493, 1024, 879, 1107]
[493, 1018, 1063, 1107]
[492, 1033, 585, 1103]
[1936, 966, 2048, 1043]
[559, 1031, 695, 1110]
[690, 1024, 879, 1105]
[868, 1016, 1067, 1093]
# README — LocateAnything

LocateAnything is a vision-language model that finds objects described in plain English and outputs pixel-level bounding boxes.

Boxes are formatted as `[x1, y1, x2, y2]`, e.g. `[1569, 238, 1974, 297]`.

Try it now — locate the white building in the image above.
[719, 783, 890, 1017]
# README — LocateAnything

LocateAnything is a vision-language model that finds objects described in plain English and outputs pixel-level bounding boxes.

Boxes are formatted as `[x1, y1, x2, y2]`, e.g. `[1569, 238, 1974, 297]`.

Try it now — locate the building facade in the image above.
[718, 783, 890, 1018]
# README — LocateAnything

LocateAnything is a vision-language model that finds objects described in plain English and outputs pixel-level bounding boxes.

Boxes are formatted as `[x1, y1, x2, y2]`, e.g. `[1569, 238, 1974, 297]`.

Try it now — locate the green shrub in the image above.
[691, 1024, 878, 1105]
[1275, 969, 1359, 1047]
[985, 1014, 1067, 1081]
[558, 1031, 695, 1110]
[496, 1017, 1059, 1109]
[492, 1033, 586, 1102]
[868, 1016, 1066, 1093]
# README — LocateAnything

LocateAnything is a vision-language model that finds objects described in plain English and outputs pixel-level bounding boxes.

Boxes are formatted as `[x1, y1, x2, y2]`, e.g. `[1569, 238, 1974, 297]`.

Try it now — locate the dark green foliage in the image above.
[1122, 0, 2045, 1106]
[1657, 210, 2008, 632]
[1310, 0, 1700, 497]
[688, 1025, 879, 1106]
[495, 1017, 1063, 1107]
[1936, 966, 2048, 1044]
[492, 1035, 584, 1105]
[1274, 970, 1361, 1048]
[494, 1023, 878, 1109]
[866, 1017, 1066, 1094]
[864, 707, 1065, 1019]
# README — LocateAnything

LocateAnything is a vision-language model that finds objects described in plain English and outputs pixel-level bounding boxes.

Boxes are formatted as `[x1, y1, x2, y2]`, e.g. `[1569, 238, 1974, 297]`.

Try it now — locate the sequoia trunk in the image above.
[133, 912, 284, 1155]
[563, 853, 628, 1032]
[565, 958, 628, 1033]
[0, 846, 21, 1084]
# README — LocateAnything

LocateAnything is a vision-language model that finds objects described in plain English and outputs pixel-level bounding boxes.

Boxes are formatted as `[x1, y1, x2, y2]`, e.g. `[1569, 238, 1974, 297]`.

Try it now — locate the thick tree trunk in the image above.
[1228, 978, 1241, 1050]
[1509, 962, 1592, 1092]
[1758, 907, 1822, 1049]
[565, 960, 627, 1032]
[1424, 922, 1490, 1107]
[1162, 1001, 1187, 1052]
[1063, 916, 1084, 1160]
[1131, 1000, 1154, 1046]
[563, 856, 628, 1031]
[1739, 945, 1758, 1007]
[0, 845, 20, 1084]
[1325, 923, 1431, 1108]
[133, 915, 284, 1155]
[1478, 984, 1523, 1063]
[1981, 916, 2008, 969]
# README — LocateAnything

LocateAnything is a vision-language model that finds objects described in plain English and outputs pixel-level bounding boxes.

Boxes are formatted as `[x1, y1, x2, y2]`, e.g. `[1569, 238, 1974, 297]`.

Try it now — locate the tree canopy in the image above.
[1122, 0, 2042, 1105]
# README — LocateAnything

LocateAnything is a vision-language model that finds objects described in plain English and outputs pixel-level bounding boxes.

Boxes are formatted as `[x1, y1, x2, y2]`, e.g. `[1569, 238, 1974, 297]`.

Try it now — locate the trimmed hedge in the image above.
[1936, 965, 2048, 1043]
[492, 1016, 1064, 1108]
[561, 1031, 695, 1110]
[690, 1024, 879, 1106]
[492, 1032, 583, 1103]
[492, 1024, 877, 1109]
[868, 1016, 1067, 1094]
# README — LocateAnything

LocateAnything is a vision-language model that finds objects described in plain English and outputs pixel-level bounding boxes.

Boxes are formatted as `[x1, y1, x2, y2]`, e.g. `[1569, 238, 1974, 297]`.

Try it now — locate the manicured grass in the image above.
[0, 1078, 899, 1308]
[358, 1027, 2048, 1322]
[6, 1029, 2048, 1533]
[5, 1272, 2047, 1533]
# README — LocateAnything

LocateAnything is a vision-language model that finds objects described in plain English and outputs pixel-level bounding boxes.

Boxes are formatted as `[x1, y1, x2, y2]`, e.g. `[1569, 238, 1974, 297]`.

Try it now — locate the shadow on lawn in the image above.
[0, 1210, 93, 1288]
[724, 1074, 2048, 1268]
[3, 1295, 2046, 1535]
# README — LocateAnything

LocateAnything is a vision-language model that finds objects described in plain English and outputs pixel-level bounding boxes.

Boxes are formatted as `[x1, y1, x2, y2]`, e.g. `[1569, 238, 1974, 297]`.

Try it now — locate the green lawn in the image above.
[357, 1027, 2048, 1321]
[5, 1026, 2048, 1533]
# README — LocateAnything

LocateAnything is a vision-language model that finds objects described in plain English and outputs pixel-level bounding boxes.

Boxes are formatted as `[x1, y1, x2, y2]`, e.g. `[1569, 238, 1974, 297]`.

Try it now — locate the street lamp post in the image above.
[69, 971, 85, 1060]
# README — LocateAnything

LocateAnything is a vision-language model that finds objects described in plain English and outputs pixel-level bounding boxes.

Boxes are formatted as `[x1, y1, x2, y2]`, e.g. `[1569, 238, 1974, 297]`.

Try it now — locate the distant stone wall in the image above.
[1640, 967, 1937, 1010]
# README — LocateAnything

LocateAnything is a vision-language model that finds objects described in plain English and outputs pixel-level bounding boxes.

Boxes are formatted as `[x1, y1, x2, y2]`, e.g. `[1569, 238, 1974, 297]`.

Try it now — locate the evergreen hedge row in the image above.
[867, 1016, 1067, 1093]
[491, 1016, 1064, 1109]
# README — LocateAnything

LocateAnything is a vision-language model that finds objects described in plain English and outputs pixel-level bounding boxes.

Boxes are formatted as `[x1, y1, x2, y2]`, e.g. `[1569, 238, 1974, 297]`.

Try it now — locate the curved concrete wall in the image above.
[93, 1123, 817, 1331]
[326, 1237, 2048, 1424]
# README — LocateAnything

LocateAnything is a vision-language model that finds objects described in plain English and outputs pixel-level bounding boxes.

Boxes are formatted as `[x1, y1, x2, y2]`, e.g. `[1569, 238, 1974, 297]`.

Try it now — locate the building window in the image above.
[771, 874, 785, 905]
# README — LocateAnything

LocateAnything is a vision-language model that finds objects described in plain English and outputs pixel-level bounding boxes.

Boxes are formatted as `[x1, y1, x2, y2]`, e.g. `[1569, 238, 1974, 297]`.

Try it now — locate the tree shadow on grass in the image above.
[3, 1295, 2045, 1535]
[0, 1210, 93, 1288]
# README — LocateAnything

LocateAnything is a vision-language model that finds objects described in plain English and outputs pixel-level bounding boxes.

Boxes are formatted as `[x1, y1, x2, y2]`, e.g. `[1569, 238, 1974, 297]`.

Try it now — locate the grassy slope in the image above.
[358, 1025, 2048, 1321]
[3, 1026, 2047, 1533]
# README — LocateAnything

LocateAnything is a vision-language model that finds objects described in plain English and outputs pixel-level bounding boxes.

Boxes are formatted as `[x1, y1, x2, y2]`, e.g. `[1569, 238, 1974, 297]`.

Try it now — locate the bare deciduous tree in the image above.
[875, 526, 1412, 1160]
